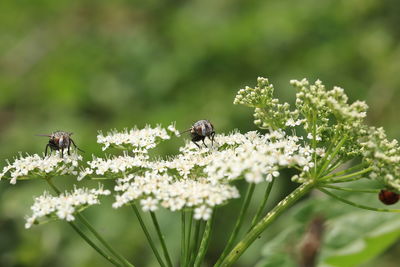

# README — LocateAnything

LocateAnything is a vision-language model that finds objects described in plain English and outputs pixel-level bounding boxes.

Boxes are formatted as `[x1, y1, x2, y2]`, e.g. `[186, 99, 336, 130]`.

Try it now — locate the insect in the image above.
[378, 189, 400, 205]
[36, 131, 84, 157]
[181, 120, 215, 148]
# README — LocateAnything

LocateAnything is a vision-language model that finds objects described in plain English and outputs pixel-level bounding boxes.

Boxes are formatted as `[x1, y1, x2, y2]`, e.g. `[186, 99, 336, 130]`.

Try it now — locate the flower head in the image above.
[25, 185, 110, 228]
[97, 124, 176, 152]
[113, 172, 239, 220]
[0, 153, 81, 184]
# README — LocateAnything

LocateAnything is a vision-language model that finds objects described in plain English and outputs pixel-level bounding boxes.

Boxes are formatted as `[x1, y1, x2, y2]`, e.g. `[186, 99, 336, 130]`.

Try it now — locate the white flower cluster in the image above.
[0, 153, 81, 184]
[97, 124, 178, 152]
[113, 172, 239, 220]
[25, 186, 111, 228]
[361, 127, 400, 191]
[78, 152, 150, 181]
[204, 131, 313, 184]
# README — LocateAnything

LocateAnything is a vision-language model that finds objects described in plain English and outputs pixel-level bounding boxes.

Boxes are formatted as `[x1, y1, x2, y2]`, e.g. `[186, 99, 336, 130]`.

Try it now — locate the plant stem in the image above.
[150, 212, 173, 267]
[185, 211, 194, 267]
[312, 111, 317, 178]
[188, 220, 202, 267]
[76, 214, 135, 267]
[249, 179, 275, 231]
[214, 183, 256, 266]
[45, 178, 125, 266]
[320, 185, 380, 193]
[194, 211, 216, 267]
[319, 188, 400, 212]
[316, 132, 339, 174]
[68, 221, 122, 267]
[320, 167, 373, 182]
[217, 182, 314, 267]
[317, 136, 348, 177]
[320, 163, 368, 181]
[131, 204, 166, 267]
[181, 211, 186, 266]
[324, 176, 366, 184]
[321, 158, 343, 177]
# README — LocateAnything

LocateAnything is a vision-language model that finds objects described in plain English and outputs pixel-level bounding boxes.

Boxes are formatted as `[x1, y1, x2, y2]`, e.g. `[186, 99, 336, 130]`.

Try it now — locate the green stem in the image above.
[130, 204, 166, 267]
[185, 211, 194, 267]
[194, 211, 216, 267]
[181, 212, 186, 266]
[249, 179, 275, 231]
[188, 220, 202, 267]
[319, 188, 400, 212]
[317, 136, 348, 177]
[312, 111, 317, 178]
[218, 182, 314, 267]
[320, 167, 373, 182]
[68, 221, 122, 266]
[214, 183, 256, 266]
[316, 133, 339, 174]
[320, 163, 368, 181]
[324, 176, 366, 184]
[45, 178, 124, 266]
[76, 214, 135, 267]
[320, 185, 380, 193]
[321, 158, 343, 177]
[150, 212, 173, 267]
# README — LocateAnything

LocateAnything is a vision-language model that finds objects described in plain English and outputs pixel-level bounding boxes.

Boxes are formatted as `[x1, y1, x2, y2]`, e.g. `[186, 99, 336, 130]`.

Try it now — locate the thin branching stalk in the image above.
[312, 111, 318, 178]
[130, 204, 166, 267]
[150, 212, 173, 267]
[316, 132, 339, 174]
[319, 188, 400, 213]
[218, 182, 314, 267]
[320, 162, 368, 180]
[68, 221, 122, 267]
[76, 214, 135, 267]
[181, 211, 186, 266]
[185, 211, 194, 267]
[45, 177, 129, 267]
[194, 211, 216, 267]
[321, 185, 380, 193]
[320, 167, 373, 182]
[324, 176, 366, 184]
[248, 179, 275, 231]
[214, 183, 256, 266]
[188, 220, 202, 267]
[317, 136, 348, 176]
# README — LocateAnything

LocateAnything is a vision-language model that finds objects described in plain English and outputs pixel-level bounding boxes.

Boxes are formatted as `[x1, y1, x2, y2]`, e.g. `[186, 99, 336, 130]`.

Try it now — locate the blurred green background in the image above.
[1, 0, 400, 266]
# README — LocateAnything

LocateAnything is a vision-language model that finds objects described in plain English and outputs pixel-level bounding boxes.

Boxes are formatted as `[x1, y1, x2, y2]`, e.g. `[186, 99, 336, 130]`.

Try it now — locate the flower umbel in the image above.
[97, 124, 177, 152]
[0, 153, 81, 184]
[25, 185, 110, 228]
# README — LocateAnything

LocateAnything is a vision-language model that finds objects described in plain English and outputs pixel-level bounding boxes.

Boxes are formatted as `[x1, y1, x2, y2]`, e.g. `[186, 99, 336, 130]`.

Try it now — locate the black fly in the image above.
[181, 120, 215, 148]
[37, 131, 84, 157]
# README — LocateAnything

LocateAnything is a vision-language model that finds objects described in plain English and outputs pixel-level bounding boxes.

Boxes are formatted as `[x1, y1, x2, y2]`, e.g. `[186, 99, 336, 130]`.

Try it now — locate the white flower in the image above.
[112, 173, 239, 220]
[25, 185, 110, 228]
[97, 125, 173, 152]
[140, 197, 158, 212]
[194, 205, 212, 220]
[0, 153, 81, 184]
[79, 152, 150, 180]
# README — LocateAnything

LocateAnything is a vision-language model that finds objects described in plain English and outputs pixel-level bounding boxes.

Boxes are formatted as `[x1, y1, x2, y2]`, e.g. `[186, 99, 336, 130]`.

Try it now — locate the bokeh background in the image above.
[1, 0, 400, 266]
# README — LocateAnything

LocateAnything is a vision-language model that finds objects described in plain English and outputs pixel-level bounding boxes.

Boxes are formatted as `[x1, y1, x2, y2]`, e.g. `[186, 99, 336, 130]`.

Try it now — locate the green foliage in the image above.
[256, 184, 400, 267]
[1, 0, 400, 266]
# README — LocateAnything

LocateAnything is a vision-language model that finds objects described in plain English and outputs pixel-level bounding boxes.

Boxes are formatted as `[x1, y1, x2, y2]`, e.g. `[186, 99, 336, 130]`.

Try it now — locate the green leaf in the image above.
[256, 187, 400, 267]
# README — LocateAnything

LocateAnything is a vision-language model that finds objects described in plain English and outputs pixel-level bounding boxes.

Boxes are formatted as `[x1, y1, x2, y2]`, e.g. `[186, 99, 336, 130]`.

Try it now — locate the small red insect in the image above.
[378, 189, 400, 205]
